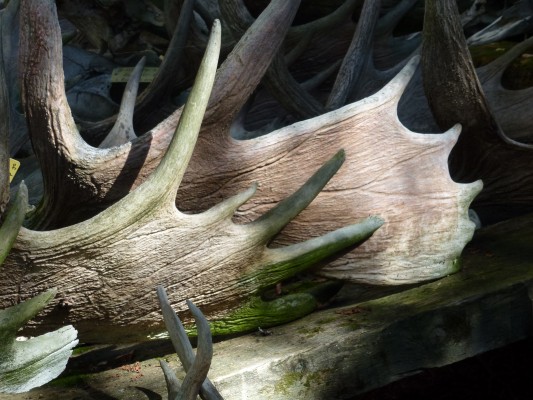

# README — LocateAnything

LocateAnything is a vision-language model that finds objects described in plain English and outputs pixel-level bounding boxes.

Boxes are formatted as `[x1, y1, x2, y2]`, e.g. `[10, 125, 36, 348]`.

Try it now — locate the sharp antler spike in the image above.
[99, 57, 146, 148]
[159, 360, 182, 400]
[251, 150, 346, 238]
[374, 55, 419, 105]
[140, 19, 221, 205]
[326, 0, 382, 110]
[202, 184, 257, 221]
[261, 217, 383, 286]
[208, 0, 301, 124]
[176, 301, 213, 400]
[0, 288, 57, 340]
[157, 287, 223, 400]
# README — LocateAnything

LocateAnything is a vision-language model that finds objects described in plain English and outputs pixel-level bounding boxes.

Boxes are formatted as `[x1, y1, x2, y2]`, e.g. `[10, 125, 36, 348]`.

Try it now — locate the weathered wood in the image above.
[9, 218, 533, 399]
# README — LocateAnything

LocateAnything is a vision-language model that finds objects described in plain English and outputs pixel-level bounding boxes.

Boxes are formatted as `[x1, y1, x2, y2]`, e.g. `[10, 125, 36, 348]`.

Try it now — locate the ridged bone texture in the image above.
[2, 0, 482, 342]
[3, 9, 382, 343]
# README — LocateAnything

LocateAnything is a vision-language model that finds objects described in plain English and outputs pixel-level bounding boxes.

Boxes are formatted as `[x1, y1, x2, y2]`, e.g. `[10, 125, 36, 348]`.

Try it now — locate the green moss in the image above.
[208, 293, 317, 336]
[297, 325, 323, 337]
[470, 41, 533, 89]
[48, 373, 89, 388]
[71, 345, 95, 356]
[273, 370, 330, 395]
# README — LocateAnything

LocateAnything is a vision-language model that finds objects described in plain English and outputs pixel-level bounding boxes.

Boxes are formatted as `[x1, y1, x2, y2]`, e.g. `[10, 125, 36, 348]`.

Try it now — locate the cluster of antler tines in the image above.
[157, 286, 224, 400]
[4, 0, 531, 343]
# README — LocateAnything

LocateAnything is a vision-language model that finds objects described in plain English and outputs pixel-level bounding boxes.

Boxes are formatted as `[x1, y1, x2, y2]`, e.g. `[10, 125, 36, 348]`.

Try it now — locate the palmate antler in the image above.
[13, 0, 480, 289]
[421, 0, 533, 224]
[2, 16, 381, 342]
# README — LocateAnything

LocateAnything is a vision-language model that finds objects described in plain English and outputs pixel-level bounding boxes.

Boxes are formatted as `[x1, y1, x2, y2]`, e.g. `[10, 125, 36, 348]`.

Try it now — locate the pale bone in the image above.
[16, 0, 480, 288]
[4, 16, 382, 342]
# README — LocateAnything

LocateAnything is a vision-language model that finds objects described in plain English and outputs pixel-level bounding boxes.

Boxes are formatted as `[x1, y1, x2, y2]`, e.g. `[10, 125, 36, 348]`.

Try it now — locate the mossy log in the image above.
[9, 215, 533, 399]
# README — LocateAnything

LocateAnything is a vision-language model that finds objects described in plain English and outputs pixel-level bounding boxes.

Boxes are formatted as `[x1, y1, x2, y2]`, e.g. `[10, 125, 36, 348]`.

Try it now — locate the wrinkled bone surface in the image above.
[3, 18, 381, 343]
[15, 0, 480, 291]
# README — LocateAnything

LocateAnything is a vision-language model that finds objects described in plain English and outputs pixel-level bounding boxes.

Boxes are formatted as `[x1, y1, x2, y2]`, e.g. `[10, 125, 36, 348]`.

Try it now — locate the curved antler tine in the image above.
[159, 360, 181, 399]
[178, 300, 213, 399]
[262, 217, 383, 286]
[285, 31, 314, 66]
[139, 20, 220, 205]
[288, 0, 362, 42]
[301, 60, 342, 92]
[202, 184, 257, 221]
[422, 0, 498, 139]
[376, 0, 418, 37]
[251, 150, 345, 239]
[263, 53, 326, 119]
[157, 286, 195, 366]
[207, 0, 300, 125]
[157, 287, 223, 400]
[99, 57, 145, 148]
[0, 183, 28, 263]
[326, 0, 382, 110]
[134, 0, 195, 130]
[19, 0, 88, 174]
[370, 55, 419, 107]
[0, 288, 57, 340]
[478, 36, 533, 82]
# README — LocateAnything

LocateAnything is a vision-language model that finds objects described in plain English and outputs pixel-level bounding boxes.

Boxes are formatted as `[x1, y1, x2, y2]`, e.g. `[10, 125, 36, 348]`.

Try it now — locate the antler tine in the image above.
[326, 0, 382, 111]
[138, 19, 220, 206]
[251, 150, 346, 238]
[260, 217, 383, 288]
[159, 360, 182, 400]
[288, 0, 362, 42]
[207, 0, 300, 125]
[157, 286, 223, 400]
[375, 0, 418, 37]
[478, 36, 533, 82]
[134, 0, 195, 131]
[263, 53, 326, 119]
[301, 60, 342, 92]
[98, 57, 145, 148]
[178, 300, 215, 400]
[0, 288, 57, 340]
[0, 183, 28, 263]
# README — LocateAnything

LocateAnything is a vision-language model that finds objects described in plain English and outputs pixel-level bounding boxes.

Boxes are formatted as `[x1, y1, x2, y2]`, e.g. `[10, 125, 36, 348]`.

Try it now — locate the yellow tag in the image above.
[9, 158, 20, 183]
[111, 67, 159, 83]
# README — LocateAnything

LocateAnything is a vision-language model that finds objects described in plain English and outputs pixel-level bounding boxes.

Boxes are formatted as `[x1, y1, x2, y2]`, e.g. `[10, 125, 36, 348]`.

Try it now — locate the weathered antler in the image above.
[157, 286, 224, 400]
[477, 35, 533, 143]
[13, 0, 480, 289]
[0, 187, 78, 394]
[422, 0, 533, 224]
[4, 18, 382, 342]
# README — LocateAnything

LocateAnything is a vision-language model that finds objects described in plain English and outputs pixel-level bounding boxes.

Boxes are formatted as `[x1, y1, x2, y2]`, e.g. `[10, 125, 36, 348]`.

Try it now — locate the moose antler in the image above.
[13, 0, 480, 290]
[421, 0, 533, 224]
[3, 17, 382, 342]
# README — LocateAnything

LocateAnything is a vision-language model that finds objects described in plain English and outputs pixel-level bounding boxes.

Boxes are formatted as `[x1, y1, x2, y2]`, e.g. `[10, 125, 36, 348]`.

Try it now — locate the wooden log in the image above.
[11, 216, 533, 398]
